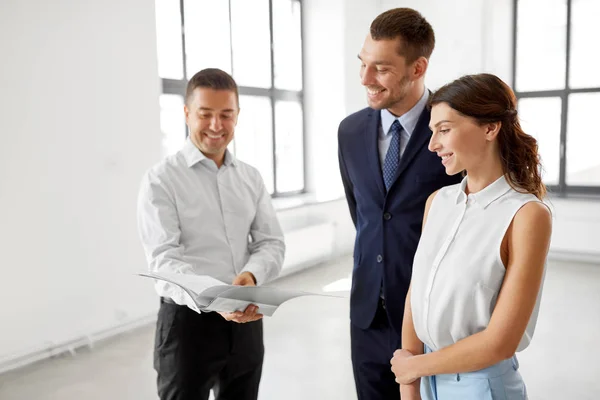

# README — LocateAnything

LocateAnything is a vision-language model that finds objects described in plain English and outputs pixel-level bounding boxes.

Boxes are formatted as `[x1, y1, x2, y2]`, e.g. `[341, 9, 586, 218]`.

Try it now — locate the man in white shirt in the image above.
[137, 68, 285, 400]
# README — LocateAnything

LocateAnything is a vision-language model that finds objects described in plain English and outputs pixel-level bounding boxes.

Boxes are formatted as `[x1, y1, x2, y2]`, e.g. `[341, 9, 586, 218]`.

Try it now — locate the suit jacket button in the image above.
[383, 212, 392, 220]
[377, 255, 383, 263]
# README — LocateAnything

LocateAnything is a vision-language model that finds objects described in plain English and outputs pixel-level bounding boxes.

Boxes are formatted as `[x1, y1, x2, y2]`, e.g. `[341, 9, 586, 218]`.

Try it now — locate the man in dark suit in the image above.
[337, 8, 461, 399]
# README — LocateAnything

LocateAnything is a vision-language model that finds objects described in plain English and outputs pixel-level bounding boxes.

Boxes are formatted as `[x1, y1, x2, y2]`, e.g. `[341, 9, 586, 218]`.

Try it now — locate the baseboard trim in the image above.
[548, 249, 600, 264]
[0, 313, 157, 375]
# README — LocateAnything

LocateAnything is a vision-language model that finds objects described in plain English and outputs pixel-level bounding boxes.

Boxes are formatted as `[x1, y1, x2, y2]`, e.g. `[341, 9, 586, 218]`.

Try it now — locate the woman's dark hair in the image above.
[429, 73, 546, 199]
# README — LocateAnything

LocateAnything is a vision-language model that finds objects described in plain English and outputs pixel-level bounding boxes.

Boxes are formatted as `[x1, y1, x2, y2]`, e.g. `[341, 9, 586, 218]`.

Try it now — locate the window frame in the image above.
[159, 0, 307, 197]
[512, 0, 600, 196]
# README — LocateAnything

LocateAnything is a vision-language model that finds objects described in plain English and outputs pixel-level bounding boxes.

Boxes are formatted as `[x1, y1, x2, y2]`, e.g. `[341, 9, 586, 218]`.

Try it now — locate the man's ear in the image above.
[412, 56, 429, 80]
[184, 104, 190, 124]
[234, 107, 241, 126]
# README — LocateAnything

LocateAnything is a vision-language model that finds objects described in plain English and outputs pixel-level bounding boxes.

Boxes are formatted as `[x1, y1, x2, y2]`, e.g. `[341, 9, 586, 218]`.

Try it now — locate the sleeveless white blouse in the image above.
[411, 175, 546, 352]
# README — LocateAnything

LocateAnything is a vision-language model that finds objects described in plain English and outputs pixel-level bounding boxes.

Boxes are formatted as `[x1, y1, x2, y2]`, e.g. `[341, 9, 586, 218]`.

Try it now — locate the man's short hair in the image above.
[185, 68, 239, 106]
[370, 8, 435, 64]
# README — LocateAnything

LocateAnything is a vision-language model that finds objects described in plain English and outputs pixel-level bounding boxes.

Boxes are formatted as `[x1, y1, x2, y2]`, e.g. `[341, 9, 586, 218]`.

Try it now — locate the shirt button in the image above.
[377, 255, 383, 263]
[383, 212, 392, 221]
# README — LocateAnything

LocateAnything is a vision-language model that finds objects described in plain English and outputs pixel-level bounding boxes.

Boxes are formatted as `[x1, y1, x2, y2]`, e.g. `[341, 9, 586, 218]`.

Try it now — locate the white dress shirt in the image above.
[410, 175, 546, 352]
[378, 89, 430, 166]
[137, 139, 285, 311]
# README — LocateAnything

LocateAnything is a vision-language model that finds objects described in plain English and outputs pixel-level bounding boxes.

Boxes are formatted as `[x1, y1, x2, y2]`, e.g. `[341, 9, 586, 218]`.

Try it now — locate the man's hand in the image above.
[218, 272, 262, 323]
[390, 349, 418, 385]
[232, 271, 257, 286]
[219, 304, 262, 323]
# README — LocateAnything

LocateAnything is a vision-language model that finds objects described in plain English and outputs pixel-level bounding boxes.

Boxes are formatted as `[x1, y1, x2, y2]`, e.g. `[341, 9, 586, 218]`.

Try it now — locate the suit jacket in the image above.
[338, 105, 461, 335]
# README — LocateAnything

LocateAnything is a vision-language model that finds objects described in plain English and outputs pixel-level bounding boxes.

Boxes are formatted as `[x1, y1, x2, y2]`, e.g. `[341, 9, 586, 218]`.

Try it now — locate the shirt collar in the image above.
[455, 174, 512, 209]
[223, 150, 237, 167]
[181, 138, 237, 168]
[380, 89, 429, 137]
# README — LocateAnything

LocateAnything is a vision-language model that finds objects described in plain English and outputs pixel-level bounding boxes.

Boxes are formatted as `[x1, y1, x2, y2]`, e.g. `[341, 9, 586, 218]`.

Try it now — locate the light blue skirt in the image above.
[421, 345, 528, 400]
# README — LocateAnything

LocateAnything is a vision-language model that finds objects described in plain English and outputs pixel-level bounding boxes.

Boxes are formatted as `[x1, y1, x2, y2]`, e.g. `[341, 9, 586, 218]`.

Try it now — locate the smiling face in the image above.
[358, 34, 415, 114]
[184, 87, 239, 166]
[428, 102, 500, 176]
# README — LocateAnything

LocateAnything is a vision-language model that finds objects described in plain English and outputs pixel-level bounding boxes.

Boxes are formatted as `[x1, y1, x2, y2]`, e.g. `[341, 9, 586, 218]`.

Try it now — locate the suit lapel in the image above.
[363, 109, 385, 197]
[394, 108, 432, 181]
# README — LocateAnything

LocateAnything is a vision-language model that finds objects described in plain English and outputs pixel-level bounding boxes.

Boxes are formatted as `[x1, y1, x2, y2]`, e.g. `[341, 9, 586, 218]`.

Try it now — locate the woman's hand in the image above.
[400, 381, 421, 400]
[391, 349, 418, 385]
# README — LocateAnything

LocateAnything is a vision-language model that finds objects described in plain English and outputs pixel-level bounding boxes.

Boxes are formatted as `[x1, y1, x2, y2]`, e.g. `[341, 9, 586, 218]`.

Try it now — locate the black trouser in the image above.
[351, 299, 402, 400]
[154, 298, 264, 400]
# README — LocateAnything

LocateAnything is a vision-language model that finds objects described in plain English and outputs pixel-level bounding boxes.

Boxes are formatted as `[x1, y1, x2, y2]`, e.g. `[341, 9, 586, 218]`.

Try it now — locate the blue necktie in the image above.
[383, 120, 402, 191]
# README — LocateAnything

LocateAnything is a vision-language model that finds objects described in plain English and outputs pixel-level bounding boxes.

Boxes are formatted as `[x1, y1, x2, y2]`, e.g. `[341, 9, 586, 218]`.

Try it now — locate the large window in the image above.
[154, 0, 305, 196]
[513, 0, 600, 195]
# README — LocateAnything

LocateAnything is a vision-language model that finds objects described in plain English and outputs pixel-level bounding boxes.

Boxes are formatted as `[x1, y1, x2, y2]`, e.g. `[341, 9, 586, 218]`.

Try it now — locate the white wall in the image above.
[547, 198, 600, 260]
[303, 0, 346, 200]
[277, 200, 355, 275]
[380, 0, 512, 90]
[385, 0, 485, 89]
[0, 0, 163, 366]
[342, 0, 381, 115]
[302, 0, 381, 201]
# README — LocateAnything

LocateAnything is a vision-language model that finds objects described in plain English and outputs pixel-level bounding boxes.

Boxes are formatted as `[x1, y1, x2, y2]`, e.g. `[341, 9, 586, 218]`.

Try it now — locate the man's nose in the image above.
[361, 67, 375, 86]
[210, 117, 223, 131]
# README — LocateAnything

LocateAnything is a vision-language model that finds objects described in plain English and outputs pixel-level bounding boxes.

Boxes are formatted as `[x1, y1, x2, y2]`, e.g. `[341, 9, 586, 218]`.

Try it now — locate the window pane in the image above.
[235, 96, 274, 194]
[516, 0, 567, 92]
[275, 100, 304, 192]
[569, 0, 600, 88]
[154, 0, 184, 79]
[273, 0, 303, 90]
[566, 93, 600, 186]
[183, 0, 231, 78]
[517, 98, 562, 185]
[230, 0, 271, 88]
[160, 95, 186, 156]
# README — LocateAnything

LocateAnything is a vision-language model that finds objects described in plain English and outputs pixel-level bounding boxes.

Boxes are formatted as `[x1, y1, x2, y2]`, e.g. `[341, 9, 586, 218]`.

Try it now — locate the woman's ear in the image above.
[485, 122, 501, 142]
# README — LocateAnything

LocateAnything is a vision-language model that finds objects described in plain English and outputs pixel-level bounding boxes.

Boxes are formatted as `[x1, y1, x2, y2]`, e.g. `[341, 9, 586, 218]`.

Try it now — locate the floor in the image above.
[0, 256, 599, 399]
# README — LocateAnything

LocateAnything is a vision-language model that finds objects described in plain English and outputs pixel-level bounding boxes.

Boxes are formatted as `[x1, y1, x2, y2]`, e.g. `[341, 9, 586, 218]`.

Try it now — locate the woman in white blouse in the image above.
[391, 73, 552, 400]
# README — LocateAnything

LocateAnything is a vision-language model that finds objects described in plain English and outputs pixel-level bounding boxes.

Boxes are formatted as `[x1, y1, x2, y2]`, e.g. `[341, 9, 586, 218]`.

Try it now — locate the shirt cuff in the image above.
[241, 262, 267, 286]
